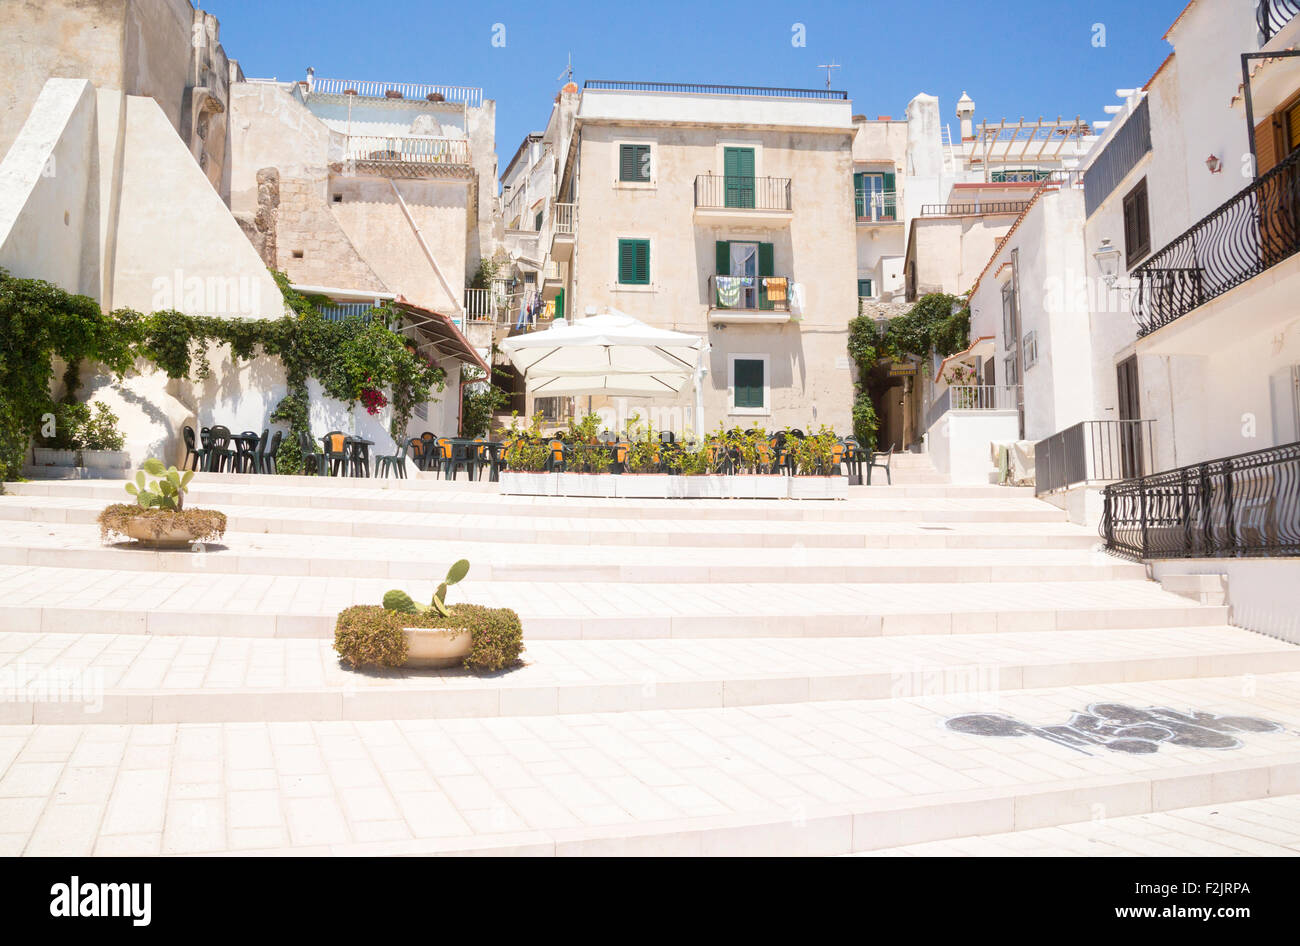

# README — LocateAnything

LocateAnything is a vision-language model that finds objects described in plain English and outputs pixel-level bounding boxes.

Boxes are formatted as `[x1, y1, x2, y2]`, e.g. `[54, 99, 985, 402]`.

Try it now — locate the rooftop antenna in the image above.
[817, 60, 841, 90]
[557, 53, 573, 85]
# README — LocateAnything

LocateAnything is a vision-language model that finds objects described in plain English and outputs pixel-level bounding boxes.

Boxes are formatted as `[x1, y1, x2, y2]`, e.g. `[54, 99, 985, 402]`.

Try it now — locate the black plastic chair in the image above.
[347, 438, 371, 478]
[234, 430, 261, 473]
[867, 446, 894, 485]
[259, 431, 282, 474]
[376, 445, 407, 479]
[421, 432, 442, 474]
[205, 426, 236, 472]
[297, 430, 328, 476]
[321, 431, 349, 476]
[182, 425, 206, 472]
[443, 440, 475, 480]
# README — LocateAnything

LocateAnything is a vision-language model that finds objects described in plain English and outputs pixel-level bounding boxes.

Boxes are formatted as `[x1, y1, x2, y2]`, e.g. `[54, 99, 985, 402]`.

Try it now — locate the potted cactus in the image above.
[96, 458, 227, 547]
[334, 559, 525, 672]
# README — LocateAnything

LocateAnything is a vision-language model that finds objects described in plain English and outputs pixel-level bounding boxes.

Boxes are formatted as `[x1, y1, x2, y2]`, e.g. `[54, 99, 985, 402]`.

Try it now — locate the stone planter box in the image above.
[82, 449, 131, 471]
[499, 472, 845, 500]
[499, 471, 559, 496]
[122, 517, 208, 548]
[558, 473, 617, 498]
[403, 626, 472, 669]
[32, 448, 78, 467]
[789, 476, 848, 500]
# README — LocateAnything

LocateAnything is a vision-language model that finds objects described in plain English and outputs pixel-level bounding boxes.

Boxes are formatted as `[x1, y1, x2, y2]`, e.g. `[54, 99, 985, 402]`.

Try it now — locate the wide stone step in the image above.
[4, 626, 1295, 725]
[1, 479, 1054, 522]
[0, 566, 1228, 639]
[853, 794, 1300, 856]
[0, 526, 1140, 584]
[0, 508, 1101, 551]
[4, 673, 1297, 855]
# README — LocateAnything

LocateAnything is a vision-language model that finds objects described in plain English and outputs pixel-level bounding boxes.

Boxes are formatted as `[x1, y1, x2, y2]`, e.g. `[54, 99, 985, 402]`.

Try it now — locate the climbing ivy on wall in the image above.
[0, 268, 446, 487]
[846, 292, 971, 448]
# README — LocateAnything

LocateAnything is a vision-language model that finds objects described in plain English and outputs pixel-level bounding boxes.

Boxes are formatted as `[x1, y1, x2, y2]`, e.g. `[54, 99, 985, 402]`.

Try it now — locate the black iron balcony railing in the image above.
[1102, 441, 1300, 560]
[1034, 420, 1155, 496]
[1259, 0, 1300, 42]
[919, 201, 1031, 217]
[708, 274, 791, 312]
[694, 174, 792, 212]
[1131, 146, 1300, 336]
[584, 79, 848, 101]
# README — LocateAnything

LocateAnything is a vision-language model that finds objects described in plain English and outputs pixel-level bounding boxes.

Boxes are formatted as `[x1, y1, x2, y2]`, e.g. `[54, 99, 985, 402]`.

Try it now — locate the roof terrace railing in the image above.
[583, 79, 848, 101]
[310, 77, 482, 107]
[1259, 0, 1300, 42]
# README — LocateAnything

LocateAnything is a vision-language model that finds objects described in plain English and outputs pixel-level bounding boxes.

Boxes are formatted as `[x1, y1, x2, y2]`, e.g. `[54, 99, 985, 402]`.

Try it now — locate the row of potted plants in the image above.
[32, 401, 131, 471]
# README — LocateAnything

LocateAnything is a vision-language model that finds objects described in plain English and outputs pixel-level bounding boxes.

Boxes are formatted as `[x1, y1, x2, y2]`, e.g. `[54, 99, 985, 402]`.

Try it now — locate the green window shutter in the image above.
[619, 144, 650, 182]
[618, 239, 650, 285]
[882, 172, 896, 219]
[854, 172, 866, 218]
[758, 242, 775, 310]
[858, 278, 873, 297]
[734, 359, 764, 409]
[535, 210, 543, 231]
[715, 241, 731, 276]
[724, 147, 755, 208]
[555, 288, 565, 319]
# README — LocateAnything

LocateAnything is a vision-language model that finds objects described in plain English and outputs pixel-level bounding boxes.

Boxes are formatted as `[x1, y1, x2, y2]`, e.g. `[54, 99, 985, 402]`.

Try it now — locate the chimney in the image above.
[956, 91, 975, 142]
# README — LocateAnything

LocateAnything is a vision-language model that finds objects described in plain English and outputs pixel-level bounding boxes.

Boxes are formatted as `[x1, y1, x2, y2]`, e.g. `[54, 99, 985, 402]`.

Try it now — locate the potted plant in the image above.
[789, 427, 848, 500]
[32, 401, 129, 470]
[80, 401, 130, 470]
[97, 458, 227, 547]
[497, 413, 558, 495]
[333, 559, 525, 672]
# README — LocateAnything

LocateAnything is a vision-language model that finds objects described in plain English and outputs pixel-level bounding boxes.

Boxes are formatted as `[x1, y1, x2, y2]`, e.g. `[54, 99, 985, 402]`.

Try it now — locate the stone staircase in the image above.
[0, 473, 1296, 856]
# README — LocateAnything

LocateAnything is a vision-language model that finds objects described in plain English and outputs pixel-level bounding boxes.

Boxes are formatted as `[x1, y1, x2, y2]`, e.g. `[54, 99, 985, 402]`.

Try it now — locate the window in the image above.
[723, 147, 756, 208]
[858, 278, 874, 298]
[729, 355, 768, 413]
[619, 144, 651, 182]
[1022, 330, 1039, 370]
[1122, 177, 1151, 268]
[854, 172, 896, 220]
[1003, 354, 1019, 387]
[1001, 282, 1017, 347]
[332, 193, 343, 203]
[715, 240, 774, 309]
[617, 239, 650, 285]
[534, 210, 543, 232]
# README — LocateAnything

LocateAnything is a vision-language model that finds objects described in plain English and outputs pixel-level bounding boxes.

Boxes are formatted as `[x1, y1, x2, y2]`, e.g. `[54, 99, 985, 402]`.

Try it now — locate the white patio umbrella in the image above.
[500, 310, 708, 429]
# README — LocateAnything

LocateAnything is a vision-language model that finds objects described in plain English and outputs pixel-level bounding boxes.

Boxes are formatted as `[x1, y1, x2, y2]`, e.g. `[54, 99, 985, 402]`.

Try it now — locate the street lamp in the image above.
[1093, 239, 1122, 286]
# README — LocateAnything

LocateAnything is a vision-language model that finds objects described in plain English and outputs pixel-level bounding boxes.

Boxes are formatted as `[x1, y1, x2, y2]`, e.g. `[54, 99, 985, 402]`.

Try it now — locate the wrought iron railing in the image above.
[1102, 441, 1300, 559]
[1259, 0, 1300, 41]
[919, 200, 1031, 217]
[694, 174, 792, 212]
[1131, 146, 1300, 336]
[926, 385, 1020, 431]
[342, 134, 471, 166]
[708, 275, 791, 312]
[584, 79, 847, 101]
[1034, 420, 1155, 496]
[856, 191, 898, 222]
[310, 77, 482, 106]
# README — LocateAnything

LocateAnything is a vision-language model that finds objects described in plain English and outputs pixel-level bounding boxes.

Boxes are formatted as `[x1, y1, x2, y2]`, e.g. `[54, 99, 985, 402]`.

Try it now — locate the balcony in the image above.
[309, 77, 482, 107]
[584, 80, 847, 101]
[1131, 146, 1300, 337]
[925, 385, 1020, 431]
[339, 134, 472, 178]
[1035, 420, 1155, 496]
[707, 274, 792, 324]
[1259, 0, 1300, 42]
[856, 191, 898, 224]
[694, 175, 793, 225]
[919, 200, 1031, 217]
[550, 202, 576, 262]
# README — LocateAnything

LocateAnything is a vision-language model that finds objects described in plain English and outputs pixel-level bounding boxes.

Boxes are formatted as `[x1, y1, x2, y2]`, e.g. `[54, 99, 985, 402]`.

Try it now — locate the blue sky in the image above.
[213, 0, 1185, 185]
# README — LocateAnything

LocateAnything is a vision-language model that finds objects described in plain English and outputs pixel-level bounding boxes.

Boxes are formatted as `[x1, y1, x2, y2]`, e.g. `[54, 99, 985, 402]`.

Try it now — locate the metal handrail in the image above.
[584, 79, 847, 101]
[1102, 440, 1300, 559]
[855, 190, 898, 222]
[1131, 145, 1300, 336]
[926, 385, 1020, 430]
[552, 202, 577, 235]
[1034, 419, 1155, 496]
[920, 201, 1032, 217]
[694, 174, 792, 211]
[708, 274, 792, 311]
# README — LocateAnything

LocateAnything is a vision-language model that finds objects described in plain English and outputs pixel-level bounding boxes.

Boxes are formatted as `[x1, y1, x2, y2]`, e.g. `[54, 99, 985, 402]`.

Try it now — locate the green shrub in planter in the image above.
[334, 605, 409, 668]
[333, 603, 524, 672]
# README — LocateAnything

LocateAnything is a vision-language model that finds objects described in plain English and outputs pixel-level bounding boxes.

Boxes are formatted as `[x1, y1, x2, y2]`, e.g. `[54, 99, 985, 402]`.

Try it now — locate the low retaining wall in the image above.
[500, 472, 847, 500]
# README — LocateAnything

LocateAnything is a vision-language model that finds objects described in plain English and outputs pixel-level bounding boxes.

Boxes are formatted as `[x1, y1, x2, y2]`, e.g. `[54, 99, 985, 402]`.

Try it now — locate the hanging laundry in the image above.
[762, 277, 788, 302]
[715, 275, 753, 308]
